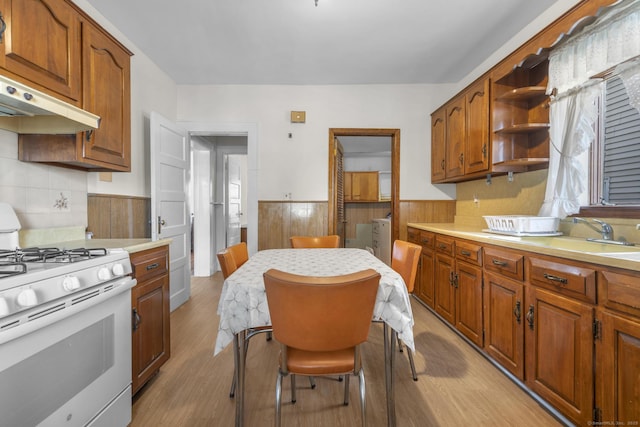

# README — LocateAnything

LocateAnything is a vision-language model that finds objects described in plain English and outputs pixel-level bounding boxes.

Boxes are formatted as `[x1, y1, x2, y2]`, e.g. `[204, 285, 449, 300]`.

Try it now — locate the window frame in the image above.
[582, 73, 640, 218]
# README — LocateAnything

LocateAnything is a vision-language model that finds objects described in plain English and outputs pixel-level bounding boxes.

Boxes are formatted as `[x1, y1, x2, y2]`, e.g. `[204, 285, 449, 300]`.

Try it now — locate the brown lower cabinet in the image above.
[483, 270, 524, 380]
[433, 235, 484, 347]
[408, 226, 640, 425]
[525, 286, 594, 425]
[130, 245, 170, 395]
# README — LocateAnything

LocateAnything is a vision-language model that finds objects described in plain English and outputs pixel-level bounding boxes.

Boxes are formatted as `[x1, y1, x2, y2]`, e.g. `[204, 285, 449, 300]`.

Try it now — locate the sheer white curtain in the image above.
[539, 0, 640, 218]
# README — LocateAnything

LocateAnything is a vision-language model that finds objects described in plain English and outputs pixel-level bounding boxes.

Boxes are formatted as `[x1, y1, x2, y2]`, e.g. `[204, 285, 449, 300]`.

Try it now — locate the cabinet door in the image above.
[435, 253, 455, 324]
[132, 273, 170, 394]
[525, 286, 594, 426]
[81, 21, 131, 170]
[455, 261, 483, 346]
[484, 271, 524, 380]
[445, 97, 465, 178]
[349, 172, 378, 201]
[0, 0, 81, 102]
[431, 107, 446, 182]
[597, 310, 640, 424]
[417, 248, 435, 308]
[465, 78, 490, 174]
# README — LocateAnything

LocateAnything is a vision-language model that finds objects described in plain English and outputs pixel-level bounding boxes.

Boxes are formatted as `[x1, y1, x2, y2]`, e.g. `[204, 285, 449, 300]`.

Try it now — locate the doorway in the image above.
[328, 128, 400, 246]
[184, 122, 257, 277]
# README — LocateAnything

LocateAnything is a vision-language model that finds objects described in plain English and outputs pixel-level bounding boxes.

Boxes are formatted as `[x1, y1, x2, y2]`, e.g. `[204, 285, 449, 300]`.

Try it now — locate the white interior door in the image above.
[226, 154, 243, 246]
[151, 112, 191, 311]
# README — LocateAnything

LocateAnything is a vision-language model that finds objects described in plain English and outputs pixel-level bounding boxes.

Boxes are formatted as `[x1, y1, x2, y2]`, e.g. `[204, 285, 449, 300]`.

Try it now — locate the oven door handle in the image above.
[0, 277, 136, 345]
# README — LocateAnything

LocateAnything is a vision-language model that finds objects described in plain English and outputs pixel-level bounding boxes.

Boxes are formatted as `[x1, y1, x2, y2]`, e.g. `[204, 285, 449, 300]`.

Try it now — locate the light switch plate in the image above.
[290, 111, 306, 123]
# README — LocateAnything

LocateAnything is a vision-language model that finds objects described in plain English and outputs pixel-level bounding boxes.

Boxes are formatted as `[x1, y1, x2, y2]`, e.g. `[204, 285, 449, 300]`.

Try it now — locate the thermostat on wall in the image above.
[290, 111, 306, 123]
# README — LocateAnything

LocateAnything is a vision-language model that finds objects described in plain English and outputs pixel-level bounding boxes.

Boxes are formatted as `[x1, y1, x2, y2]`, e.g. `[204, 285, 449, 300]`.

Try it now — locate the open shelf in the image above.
[494, 123, 550, 134]
[496, 86, 547, 101]
[494, 157, 549, 167]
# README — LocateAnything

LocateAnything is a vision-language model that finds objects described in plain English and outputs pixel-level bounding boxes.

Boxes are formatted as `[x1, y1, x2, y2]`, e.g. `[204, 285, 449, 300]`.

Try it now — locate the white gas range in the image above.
[0, 203, 135, 427]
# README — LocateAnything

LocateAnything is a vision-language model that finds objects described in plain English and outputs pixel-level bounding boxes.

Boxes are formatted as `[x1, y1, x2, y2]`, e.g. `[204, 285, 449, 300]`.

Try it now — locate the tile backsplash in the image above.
[0, 130, 88, 230]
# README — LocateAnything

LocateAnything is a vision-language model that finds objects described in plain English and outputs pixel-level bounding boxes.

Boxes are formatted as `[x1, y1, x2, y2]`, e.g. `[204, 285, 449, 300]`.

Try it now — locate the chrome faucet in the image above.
[573, 217, 614, 240]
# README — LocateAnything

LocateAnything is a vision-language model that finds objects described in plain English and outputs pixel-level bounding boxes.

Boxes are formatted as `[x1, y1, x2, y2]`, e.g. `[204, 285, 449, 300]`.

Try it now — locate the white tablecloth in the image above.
[214, 248, 415, 355]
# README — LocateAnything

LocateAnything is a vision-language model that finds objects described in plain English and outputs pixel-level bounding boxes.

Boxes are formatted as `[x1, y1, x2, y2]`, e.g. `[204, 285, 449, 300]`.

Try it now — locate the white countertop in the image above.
[45, 238, 172, 254]
[408, 223, 640, 272]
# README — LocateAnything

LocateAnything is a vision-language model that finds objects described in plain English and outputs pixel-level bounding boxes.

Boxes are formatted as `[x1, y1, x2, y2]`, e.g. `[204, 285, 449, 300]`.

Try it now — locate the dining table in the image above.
[214, 248, 415, 427]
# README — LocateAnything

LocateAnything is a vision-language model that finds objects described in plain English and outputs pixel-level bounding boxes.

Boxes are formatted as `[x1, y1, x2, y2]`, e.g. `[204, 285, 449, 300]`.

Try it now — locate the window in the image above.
[589, 74, 640, 208]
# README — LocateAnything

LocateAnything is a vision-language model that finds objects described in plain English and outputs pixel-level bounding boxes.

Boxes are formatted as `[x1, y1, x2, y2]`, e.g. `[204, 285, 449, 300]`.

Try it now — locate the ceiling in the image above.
[84, 0, 557, 85]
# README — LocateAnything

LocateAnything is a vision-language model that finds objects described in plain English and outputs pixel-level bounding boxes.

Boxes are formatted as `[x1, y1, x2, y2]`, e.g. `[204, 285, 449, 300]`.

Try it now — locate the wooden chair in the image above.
[217, 242, 272, 398]
[390, 239, 422, 381]
[263, 268, 380, 427]
[290, 235, 340, 248]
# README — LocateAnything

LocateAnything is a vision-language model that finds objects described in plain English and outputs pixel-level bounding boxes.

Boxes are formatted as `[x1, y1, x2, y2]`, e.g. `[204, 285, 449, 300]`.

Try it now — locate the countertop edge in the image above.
[46, 238, 172, 254]
[407, 222, 640, 273]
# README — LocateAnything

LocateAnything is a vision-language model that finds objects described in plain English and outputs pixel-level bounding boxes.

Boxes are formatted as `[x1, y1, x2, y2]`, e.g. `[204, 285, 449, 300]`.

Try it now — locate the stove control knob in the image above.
[16, 289, 37, 307]
[62, 276, 81, 292]
[112, 263, 125, 276]
[0, 297, 9, 316]
[98, 267, 112, 281]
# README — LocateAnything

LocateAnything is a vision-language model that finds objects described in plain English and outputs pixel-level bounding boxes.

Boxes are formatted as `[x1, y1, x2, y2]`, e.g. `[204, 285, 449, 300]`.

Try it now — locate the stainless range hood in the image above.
[0, 75, 100, 134]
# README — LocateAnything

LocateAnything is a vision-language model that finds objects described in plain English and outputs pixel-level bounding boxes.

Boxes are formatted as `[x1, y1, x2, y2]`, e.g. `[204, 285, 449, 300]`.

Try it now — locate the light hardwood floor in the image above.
[131, 274, 563, 427]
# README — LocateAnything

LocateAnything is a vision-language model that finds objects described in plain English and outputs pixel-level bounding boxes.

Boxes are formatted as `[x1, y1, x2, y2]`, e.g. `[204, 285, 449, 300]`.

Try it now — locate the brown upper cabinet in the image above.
[0, 0, 82, 103]
[344, 171, 379, 202]
[4, 0, 133, 171]
[430, 0, 618, 184]
[431, 78, 490, 183]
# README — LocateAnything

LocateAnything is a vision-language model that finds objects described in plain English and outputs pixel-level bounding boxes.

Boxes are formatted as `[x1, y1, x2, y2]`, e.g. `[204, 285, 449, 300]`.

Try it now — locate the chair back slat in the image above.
[264, 268, 380, 352]
[391, 240, 422, 293]
[217, 242, 249, 279]
[290, 235, 340, 248]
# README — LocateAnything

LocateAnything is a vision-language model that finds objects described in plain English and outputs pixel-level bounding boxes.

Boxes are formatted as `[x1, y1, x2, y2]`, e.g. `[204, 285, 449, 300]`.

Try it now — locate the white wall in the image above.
[177, 84, 458, 201]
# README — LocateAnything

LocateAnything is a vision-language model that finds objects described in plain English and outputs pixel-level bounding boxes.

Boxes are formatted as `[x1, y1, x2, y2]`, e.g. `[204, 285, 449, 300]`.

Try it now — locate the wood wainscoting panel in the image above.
[88, 194, 151, 238]
[87, 195, 112, 238]
[258, 201, 328, 250]
[398, 200, 456, 240]
[344, 202, 391, 241]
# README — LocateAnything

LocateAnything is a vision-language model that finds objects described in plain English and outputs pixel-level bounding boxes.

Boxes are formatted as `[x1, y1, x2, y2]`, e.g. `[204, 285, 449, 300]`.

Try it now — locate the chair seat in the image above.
[286, 347, 358, 375]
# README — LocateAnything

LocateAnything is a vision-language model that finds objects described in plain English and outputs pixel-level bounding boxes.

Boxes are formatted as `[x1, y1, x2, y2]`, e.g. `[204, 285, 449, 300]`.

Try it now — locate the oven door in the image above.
[0, 279, 134, 427]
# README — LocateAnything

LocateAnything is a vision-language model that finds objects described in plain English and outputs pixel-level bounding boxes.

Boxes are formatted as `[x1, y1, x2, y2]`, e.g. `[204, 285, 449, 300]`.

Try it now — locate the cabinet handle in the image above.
[513, 300, 521, 324]
[438, 243, 447, 250]
[543, 273, 568, 285]
[460, 250, 471, 256]
[526, 305, 534, 330]
[0, 13, 5, 43]
[146, 263, 159, 271]
[449, 272, 458, 288]
[482, 143, 487, 158]
[492, 259, 508, 267]
[441, 159, 445, 170]
[132, 308, 142, 331]
[459, 153, 464, 165]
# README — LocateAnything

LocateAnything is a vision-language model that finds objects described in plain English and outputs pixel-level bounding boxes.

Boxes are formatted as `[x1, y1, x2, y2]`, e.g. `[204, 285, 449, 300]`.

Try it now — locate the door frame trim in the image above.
[328, 128, 400, 243]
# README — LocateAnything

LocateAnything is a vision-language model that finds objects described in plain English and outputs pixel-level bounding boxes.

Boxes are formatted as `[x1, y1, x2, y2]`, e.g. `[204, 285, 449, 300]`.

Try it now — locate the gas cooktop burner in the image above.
[0, 262, 27, 277]
[0, 247, 108, 265]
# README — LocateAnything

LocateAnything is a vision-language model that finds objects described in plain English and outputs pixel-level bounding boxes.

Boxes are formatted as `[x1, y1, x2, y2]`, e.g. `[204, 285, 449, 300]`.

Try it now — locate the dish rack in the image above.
[483, 215, 560, 235]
